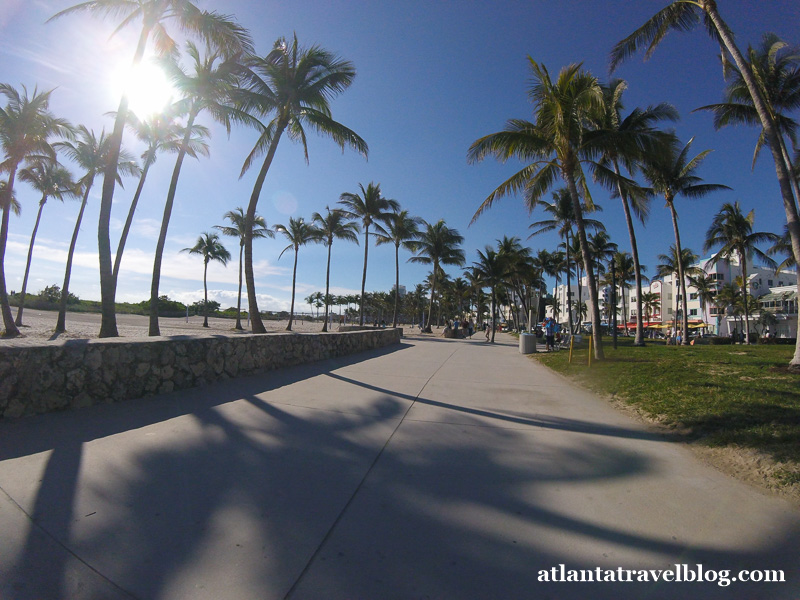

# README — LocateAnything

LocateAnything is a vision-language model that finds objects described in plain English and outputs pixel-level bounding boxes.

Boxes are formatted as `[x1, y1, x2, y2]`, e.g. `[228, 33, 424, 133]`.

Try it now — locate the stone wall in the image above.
[0, 329, 402, 419]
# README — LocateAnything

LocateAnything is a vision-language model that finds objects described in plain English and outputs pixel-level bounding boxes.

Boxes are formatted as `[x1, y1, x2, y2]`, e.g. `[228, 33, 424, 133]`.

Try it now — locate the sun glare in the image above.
[112, 61, 176, 120]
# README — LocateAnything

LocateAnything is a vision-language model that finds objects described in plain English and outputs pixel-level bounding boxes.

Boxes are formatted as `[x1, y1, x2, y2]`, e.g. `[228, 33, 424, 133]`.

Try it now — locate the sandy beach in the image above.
[1, 309, 368, 345]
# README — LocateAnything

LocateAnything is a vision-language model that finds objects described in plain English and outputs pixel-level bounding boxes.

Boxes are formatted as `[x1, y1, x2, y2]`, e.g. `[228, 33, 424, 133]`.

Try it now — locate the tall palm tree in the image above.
[149, 42, 241, 336]
[595, 78, 678, 345]
[311, 207, 359, 332]
[654, 245, 703, 335]
[113, 110, 208, 285]
[469, 61, 607, 359]
[0, 84, 72, 337]
[274, 217, 317, 331]
[215, 207, 273, 330]
[470, 247, 506, 343]
[49, 1, 252, 338]
[56, 126, 136, 333]
[704, 201, 778, 343]
[410, 219, 465, 333]
[641, 137, 730, 344]
[181, 232, 230, 328]
[610, 0, 800, 368]
[373, 209, 421, 328]
[236, 35, 368, 334]
[338, 182, 399, 325]
[611, 251, 637, 335]
[15, 159, 76, 326]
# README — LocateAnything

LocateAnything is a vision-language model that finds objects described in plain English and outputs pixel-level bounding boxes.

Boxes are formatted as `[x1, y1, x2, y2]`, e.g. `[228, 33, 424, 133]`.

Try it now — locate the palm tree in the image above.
[274, 217, 317, 331]
[704, 201, 778, 343]
[215, 207, 273, 330]
[641, 291, 661, 333]
[56, 126, 136, 333]
[611, 251, 637, 335]
[654, 245, 703, 335]
[375, 209, 422, 328]
[338, 182, 399, 325]
[641, 137, 730, 344]
[610, 0, 800, 368]
[410, 220, 465, 333]
[181, 232, 230, 328]
[688, 272, 719, 331]
[0, 84, 72, 337]
[470, 247, 506, 342]
[469, 61, 607, 359]
[149, 42, 241, 336]
[311, 207, 359, 332]
[15, 159, 76, 326]
[49, 0, 252, 338]
[595, 78, 678, 346]
[716, 282, 743, 338]
[113, 110, 208, 285]
[236, 35, 369, 334]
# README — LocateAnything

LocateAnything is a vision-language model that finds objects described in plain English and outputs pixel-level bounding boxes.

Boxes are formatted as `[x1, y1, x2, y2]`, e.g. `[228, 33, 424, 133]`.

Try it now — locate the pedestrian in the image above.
[485, 322, 490, 341]
[545, 317, 556, 351]
[468, 318, 474, 338]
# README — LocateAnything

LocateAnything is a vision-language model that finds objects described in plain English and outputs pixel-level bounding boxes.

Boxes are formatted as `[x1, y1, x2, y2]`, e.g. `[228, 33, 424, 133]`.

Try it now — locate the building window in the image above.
[768, 279, 774, 286]
[710, 307, 721, 316]
[713, 273, 724, 281]
[689, 309, 698, 316]
[667, 308, 673, 315]
[779, 282, 784, 287]
[690, 293, 698, 300]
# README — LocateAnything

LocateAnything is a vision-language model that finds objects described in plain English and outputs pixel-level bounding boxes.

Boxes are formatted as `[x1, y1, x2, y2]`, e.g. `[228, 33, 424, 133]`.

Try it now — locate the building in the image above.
[546, 253, 797, 338]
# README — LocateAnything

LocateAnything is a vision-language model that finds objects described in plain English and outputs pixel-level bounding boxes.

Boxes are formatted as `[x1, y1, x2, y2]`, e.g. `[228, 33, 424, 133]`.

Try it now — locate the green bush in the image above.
[709, 336, 733, 345]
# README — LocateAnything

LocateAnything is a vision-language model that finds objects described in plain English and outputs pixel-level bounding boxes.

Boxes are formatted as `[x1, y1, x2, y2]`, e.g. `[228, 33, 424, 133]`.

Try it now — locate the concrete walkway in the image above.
[1, 333, 798, 599]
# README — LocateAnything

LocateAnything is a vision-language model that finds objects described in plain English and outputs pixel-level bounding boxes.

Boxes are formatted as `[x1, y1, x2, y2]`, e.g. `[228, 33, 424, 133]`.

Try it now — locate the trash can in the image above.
[519, 333, 536, 354]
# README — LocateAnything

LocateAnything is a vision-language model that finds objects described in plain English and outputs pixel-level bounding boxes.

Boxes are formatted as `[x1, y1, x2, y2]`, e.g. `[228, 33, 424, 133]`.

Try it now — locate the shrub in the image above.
[709, 336, 733, 345]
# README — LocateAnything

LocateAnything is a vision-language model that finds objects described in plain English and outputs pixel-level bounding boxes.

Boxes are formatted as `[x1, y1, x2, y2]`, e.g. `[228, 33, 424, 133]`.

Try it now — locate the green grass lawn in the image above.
[535, 337, 800, 484]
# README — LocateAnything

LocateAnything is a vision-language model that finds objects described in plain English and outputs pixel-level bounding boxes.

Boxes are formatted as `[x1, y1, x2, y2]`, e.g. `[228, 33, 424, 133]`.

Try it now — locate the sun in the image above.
[112, 60, 176, 120]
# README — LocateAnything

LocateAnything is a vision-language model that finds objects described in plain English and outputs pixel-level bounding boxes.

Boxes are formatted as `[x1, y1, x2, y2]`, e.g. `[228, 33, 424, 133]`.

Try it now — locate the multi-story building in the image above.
[546, 253, 797, 338]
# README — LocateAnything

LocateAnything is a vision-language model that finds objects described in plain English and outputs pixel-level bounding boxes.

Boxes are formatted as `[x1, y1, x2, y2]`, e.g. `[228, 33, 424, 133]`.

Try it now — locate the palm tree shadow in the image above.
[4, 342, 800, 599]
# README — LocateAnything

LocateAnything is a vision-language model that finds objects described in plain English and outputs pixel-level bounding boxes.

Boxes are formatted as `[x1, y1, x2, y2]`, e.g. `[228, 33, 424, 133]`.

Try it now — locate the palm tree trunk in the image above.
[99, 26, 151, 339]
[244, 120, 289, 334]
[565, 230, 574, 335]
[393, 243, 400, 328]
[490, 288, 497, 343]
[614, 162, 645, 345]
[740, 249, 751, 344]
[15, 196, 46, 326]
[56, 183, 92, 333]
[287, 248, 298, 331]
[112, 162, 151, 285]
[322, 242, 332, 332]
[149, 109, 198, 336]
[703, 1, 800, 367]
[565, 168, 604, 359]
[202, 259, 209, 328]
[235, 243, 244, 330]
[667, 200, 690, 345]
[424, 273, 436, 333]
[359, 225, 369, 326]
[0, 168, 21, 337]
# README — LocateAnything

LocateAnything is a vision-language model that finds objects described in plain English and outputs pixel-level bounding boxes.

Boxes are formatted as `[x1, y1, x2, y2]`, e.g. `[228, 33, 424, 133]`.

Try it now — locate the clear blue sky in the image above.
[1, 0, 798, 312]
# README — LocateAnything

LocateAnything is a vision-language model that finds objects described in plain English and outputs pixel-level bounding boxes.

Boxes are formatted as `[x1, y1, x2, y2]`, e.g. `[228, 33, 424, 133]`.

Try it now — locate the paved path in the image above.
[1, 333, 798, 599]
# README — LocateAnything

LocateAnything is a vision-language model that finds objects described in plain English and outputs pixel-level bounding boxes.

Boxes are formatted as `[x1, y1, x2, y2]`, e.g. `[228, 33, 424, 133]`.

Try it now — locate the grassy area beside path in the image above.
[534, 338, 800, 487]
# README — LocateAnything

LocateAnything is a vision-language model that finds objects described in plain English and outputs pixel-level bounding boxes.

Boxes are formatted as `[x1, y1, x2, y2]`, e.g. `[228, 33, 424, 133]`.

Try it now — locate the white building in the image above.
[546, 253, 797, 338]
